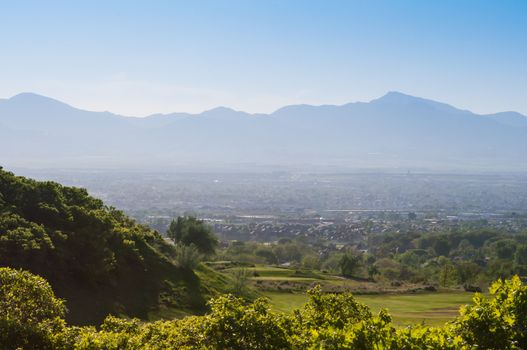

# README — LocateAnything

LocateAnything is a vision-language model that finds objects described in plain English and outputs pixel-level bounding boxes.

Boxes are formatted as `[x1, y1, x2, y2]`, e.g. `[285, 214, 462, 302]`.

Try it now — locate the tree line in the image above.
[217, 228, 527, 288]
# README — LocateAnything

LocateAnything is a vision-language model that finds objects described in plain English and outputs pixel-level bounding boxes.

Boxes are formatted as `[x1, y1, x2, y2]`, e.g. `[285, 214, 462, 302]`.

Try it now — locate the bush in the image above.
[4, 267, 527, 349]
[230, 268, 251, 297]
[454, 275, 527, 349]
[173, 243, 202, 270]
[0, 267, 66, 349]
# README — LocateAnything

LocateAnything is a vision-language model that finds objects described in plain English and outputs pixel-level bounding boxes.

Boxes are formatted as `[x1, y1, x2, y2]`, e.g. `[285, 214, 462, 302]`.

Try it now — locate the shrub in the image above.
[3, 267, 527, 349]
[0, 267, 66, 349]
[173, 243, 202, 270]
[454, 275, 527, 349]
[230, 268, 251, 297]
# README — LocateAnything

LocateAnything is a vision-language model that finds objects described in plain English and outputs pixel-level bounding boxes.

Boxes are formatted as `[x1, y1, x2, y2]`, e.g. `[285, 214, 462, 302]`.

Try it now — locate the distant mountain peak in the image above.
[485, 111, 527, 128]
[11, 92, 56, 101]
[384, 91, 413, 98]
[373, 91, 424, 104]
[371, 91, 467, 115]
[200, 106, 251, 120]
[201, 106, 238, 115]
[7, 92, 73, 109]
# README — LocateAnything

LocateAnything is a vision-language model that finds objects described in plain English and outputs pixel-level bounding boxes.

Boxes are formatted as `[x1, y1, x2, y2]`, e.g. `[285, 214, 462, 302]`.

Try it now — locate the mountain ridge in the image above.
[2, 90, 526, 120]
[1, 91, 526, 171]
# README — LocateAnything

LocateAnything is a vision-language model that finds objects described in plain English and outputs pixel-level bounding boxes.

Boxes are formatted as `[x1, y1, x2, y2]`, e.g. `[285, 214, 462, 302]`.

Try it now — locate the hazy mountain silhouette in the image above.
[486, 111, 527, 129]
[1, 91, 526, 171]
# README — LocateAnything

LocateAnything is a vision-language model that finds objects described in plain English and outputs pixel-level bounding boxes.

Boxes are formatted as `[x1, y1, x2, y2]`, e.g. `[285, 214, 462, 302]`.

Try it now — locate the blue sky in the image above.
[1, 0, 526, 116]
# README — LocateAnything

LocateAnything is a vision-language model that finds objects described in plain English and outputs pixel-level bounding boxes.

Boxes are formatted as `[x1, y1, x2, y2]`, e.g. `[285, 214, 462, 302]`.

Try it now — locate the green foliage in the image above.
[366, 228, 527, 285]
[230, 267, 251, 297]
[367, 264, 379, 280]
[301, 254, 320, 270]
[167, 216, 218, 255]
[321, 251, 344, 273]
[255, 247, 278, 264]
[220, 239, 319, 267]
[514, 244, 527, 273]
[273, 241, 302, 263]
[439, 262, 458, 287]
[0, 267, 65, 324]
[296, 285, 372, 329]
[199, 295, 290, 349]
[0, 267, 66, 349]
[456, 261, 481, 284]
[0, 168, 214, 324]
[454, 275, 527, 349]
[4, 267, 527, 349]
[433, 236, 452, 256]
[492, 238, 517, 260]
[173, 243, 202, 269]
[339, 250, 362, 277]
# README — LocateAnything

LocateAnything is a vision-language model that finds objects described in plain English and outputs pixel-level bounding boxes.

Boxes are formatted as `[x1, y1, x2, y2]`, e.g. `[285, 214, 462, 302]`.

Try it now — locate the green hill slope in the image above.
[0, 167, 225, 325]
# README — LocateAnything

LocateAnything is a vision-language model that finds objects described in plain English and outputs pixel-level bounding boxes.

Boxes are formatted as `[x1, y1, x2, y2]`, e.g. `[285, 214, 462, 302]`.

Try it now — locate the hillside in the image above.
[1, 92, 527, 171]
[0, 167, 229, 325]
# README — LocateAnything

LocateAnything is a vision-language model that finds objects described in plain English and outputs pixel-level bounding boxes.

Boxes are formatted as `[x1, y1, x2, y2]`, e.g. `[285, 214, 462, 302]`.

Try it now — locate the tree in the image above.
[167, 216, 218, 255]
[514, 244, 527, 274]
[439, 263, 458, 287]
[339, 251, 361, 278]
[493, 239, 517, 260]
[255, 248, 278, 264]
[456, 261, 481, 284]
[452, 239, 475, 260]
[433, 236, 451, 257]
[302, 255, 320, 270]
[367, 264, 380, 280]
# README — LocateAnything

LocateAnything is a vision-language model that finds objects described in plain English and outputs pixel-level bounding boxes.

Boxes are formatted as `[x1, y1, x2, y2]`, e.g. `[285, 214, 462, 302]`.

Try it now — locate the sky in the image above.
[0, 0, 526, 116]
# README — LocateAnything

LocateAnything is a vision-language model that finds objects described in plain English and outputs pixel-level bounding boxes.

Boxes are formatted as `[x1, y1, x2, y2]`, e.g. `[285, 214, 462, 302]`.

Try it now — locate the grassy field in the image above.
[223, 265, 476, 326]
[226, 265, 425, 294]
[263, 291, 475, 326]
[225, 266, 331, 279]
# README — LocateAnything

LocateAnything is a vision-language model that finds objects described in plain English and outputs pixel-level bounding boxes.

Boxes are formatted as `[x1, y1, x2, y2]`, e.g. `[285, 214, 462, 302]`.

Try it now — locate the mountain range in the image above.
[1, 91, 526, 171]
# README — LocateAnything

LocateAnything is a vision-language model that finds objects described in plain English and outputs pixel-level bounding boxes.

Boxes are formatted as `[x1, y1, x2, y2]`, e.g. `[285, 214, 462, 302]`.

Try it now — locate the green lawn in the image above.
[225, 266, 330, 280]
[263, 291, 475, 326]
[263, 292, 309, 312]
[227, 265, 477, 326]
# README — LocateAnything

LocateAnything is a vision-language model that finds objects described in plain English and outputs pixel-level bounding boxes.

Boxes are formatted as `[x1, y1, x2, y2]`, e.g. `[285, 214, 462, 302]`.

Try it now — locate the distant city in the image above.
[18, 170, 527, 245]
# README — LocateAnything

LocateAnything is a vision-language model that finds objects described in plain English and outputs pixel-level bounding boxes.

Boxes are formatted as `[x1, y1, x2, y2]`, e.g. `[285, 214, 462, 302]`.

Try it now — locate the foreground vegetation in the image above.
[2, 267, 527, 349]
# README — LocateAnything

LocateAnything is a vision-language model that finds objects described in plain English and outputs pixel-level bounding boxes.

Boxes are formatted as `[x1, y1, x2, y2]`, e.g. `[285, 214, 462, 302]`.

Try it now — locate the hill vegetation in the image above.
[0, 167, 227, 324]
